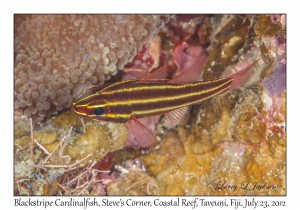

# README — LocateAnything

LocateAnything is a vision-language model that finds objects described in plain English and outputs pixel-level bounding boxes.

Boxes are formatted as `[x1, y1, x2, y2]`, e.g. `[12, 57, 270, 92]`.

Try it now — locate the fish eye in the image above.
[93, 107, 104, 116]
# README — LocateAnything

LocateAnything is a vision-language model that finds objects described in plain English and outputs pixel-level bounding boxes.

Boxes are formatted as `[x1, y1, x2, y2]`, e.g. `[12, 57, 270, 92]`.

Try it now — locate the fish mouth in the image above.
[71, 103, 88, 116]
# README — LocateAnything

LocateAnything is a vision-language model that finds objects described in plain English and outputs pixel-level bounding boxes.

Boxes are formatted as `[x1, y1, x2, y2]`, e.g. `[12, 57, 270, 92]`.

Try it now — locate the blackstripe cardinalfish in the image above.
[72, 59, 259, 148]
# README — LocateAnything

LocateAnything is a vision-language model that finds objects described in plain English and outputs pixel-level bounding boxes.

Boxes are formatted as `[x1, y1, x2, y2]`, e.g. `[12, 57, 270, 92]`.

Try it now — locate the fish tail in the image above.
[227, 59, 260, 91]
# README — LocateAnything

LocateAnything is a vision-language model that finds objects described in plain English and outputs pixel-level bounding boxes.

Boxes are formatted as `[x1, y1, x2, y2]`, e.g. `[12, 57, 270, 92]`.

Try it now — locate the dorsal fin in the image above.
[123, 66, 168, 81]
[227, 59, 260, 91]
[140, 66, 168, 82]
[169, 59, 204, 84]
[123, 67, 149, 79]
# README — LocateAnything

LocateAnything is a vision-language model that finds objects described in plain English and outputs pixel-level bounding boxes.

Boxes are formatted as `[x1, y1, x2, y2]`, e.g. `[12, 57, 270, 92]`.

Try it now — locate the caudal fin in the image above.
[227, 59, 260, 91]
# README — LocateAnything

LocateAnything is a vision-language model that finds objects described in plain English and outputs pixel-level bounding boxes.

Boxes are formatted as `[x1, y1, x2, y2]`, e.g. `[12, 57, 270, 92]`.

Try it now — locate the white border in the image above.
[3, 0, 296, 209]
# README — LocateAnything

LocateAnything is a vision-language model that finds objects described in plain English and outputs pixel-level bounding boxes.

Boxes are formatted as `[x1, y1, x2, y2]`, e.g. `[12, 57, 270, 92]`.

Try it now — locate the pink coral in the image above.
[262, 57, 286, 97]
[218, 141, 247, 158]
[271, 37, 286, 56]
[258, 56, 286, 136]
[268, 14, 281, 24]
[257, 95, 285, 136]
[172, 41, 207, 76]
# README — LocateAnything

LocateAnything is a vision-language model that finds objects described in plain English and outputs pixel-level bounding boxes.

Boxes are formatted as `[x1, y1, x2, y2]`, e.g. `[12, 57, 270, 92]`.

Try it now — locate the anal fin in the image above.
[163, 106, 191, 129]
[125, 117, 159, 149]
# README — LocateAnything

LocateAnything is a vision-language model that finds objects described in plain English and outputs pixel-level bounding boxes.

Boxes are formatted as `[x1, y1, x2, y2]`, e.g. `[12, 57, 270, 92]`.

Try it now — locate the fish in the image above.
[72, 59, 259, 149]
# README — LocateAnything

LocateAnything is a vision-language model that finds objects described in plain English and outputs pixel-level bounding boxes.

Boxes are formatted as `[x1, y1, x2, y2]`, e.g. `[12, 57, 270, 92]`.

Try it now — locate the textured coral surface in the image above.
[14, 14, 286, 196]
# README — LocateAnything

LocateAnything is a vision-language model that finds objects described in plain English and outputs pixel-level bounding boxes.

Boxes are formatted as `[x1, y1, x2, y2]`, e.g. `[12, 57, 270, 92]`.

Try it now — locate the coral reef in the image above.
[202, 15, 254, 80]
[14, 14, 286, 196]
[137, 87, 285, 195]
[113, 14, 286, 196]
[167, 15, 207, 38]
[14, 15, 172, 118]
[107, 159, 160, 195]
[14, 111, 127, 195]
